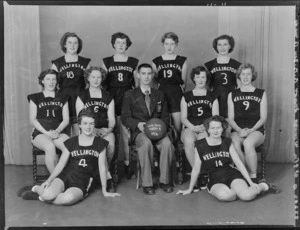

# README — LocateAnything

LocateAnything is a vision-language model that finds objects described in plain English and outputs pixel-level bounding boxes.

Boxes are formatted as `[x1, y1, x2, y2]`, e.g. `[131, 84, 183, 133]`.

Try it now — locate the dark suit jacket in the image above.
[121, 87, 170, 141]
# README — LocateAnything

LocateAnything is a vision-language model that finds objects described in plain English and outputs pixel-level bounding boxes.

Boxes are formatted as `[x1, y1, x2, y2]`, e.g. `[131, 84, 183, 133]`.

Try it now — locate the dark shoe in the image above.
[198, 173, 209, 190]
[160, 183, 174, 193]
[143, 186, 155, 195]
[17, 185, 35, 197]
[21, 191, 39, 200]
[259, 179, 281, 194]
[251, 177, 259, 184]
[107, 179, 116, 193]
[193, 185, 200, 193]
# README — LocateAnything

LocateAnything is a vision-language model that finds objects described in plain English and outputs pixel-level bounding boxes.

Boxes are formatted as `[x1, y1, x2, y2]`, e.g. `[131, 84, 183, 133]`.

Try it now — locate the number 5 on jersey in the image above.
[79, 159, 88, 167]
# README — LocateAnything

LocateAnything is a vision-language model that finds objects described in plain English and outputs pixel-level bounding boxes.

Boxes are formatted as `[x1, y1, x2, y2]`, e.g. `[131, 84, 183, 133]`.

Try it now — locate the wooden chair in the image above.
[32, 146, 61, 184]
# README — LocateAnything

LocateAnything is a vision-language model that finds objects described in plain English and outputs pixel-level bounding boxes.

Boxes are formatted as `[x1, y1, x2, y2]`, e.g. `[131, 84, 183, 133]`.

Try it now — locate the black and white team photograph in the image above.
[2, 0, 299, 229]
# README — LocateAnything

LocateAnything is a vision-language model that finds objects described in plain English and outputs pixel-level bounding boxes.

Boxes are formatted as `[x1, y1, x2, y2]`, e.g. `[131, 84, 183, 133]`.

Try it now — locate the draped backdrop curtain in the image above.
[3, 5, 295, 164]
[4, 2, 41, 165]
[217, 6, 295, 163]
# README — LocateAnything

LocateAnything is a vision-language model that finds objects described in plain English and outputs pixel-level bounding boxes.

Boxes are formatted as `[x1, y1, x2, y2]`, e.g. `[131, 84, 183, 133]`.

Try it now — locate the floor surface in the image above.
[4, 162, 296, 228]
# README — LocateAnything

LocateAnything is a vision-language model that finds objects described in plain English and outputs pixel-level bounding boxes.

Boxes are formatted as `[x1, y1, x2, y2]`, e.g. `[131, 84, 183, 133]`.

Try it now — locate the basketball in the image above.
[144, 118, 167, 140]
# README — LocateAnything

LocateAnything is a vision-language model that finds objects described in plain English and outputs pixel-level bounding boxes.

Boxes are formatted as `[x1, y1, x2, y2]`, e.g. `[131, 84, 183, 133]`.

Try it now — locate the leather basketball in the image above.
[144, 118, 167, 140]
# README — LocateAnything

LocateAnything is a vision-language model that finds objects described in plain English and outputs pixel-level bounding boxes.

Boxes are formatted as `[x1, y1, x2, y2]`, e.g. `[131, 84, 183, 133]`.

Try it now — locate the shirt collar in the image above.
[140, 87, 151, 95]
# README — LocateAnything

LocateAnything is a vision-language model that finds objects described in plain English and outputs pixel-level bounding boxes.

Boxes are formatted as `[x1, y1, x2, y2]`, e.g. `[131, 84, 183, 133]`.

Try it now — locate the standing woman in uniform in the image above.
[102, 32, 139, 177]
[152, 32, 188, 146]
[177, 115, 279, 201]
[28, 69, 69, 173]
[76, 66, 117, 192]
[227, 63, 267, 183]
[180, 66, 219, 190]
[51, 32, 91, 136]
[204, 35, 241, 120]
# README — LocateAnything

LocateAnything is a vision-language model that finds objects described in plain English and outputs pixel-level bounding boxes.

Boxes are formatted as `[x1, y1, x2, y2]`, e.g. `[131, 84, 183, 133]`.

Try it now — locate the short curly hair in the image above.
[60, 32, 83, 54]
[111, 32, 132, 50]
[77, 108, 96, 125]
[190, 66, 211, 87]
[236, 63, 258, 82]
[38, 69, 59, 88]
[84, 66, 107, 88]
[203, 115, 228, 137]
[212, 35, 235, 53]
[161, 32, 179, 44]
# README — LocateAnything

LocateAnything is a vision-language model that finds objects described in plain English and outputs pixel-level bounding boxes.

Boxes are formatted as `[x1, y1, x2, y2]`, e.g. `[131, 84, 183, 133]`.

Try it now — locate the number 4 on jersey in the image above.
[79, 159, 88, 167]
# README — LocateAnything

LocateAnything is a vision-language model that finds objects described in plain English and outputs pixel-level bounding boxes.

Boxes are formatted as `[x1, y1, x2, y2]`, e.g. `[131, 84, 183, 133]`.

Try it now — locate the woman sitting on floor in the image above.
[177, 115, 280, 202]
[21, 109, 120, 204]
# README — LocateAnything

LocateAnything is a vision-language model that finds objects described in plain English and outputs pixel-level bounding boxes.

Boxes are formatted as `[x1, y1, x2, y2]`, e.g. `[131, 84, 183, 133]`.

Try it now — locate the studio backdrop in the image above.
[4, 3, 296, 165]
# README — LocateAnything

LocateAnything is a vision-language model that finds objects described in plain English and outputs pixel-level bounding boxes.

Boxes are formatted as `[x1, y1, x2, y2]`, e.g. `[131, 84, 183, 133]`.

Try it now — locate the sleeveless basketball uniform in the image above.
[231, 88, 265, 134]
[52, 56, 91, 123]
[78, 89, 113, 129]
[27, 92, 69, 139]
[57, 136, 108, 195]
[102, 56, 139, 116]
[204, 58, 241, 118]
[195, 137, 244, 190]
[152, 55, 187, 113]
[183, 90, 217, 126]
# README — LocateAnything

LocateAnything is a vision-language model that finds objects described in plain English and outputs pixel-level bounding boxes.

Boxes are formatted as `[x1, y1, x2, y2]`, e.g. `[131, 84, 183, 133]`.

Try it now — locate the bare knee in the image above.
[40, 190, 58, 202]
[214, 190, 237, 202]
[58, 192, 81, 205]
[44, 143, 56, 155]
[237, 192, 256, 201]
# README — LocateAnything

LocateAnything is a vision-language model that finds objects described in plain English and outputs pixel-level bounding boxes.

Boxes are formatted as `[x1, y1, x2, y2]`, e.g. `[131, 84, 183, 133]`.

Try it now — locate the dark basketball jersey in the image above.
[27, 92, 69, 130]
[152, 55, 186, 85]
[204, 58, 241, 118]
[64, 136, 108, 177]
[183, 90, 217, 126]
[231, 88, 264, 129]
[204, 58, 241, 91]
[103, 56, 139, 88]
[52, 56, 91, 91]
[196, 137, 233, 176]
[78, 89, 113, 128]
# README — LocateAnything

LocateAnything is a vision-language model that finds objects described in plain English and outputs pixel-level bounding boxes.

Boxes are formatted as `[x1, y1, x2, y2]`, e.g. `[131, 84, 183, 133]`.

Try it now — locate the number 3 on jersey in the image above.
[79, 159, 88, 167]
[221, 73, 228, 85]
[118, 73, 124, 81]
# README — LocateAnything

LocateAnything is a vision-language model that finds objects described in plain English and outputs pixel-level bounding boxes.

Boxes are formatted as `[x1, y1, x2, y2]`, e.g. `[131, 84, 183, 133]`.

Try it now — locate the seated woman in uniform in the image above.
[22, 109, 120, 204]
[180, 66, 219, 191]
[227, 63, 267, 183]
[177, 115, 279, 201]
[28, 69, 70, 173]
[76, 66, 117, 192]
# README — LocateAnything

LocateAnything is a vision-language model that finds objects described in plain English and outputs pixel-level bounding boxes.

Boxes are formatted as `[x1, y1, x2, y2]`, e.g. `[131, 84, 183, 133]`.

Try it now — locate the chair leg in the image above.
[261, 147, 266, 179]
[32, 150, 37, 184]
[177, 142, 184, 185]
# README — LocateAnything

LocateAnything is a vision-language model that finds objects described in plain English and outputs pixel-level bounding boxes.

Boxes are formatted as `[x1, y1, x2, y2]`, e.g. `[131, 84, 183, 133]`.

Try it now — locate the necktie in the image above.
[145, 90, 151, 115]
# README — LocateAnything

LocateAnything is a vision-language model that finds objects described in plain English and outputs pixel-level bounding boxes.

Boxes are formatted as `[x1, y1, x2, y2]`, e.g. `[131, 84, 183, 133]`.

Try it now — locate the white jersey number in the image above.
[215, 160, 223, 167]
[163, 70, 173, 78]
[67, 71, 75, 79]
[118, 73, 124, 81]
[46, 109, 55, 117]
[197, 107, 203, 116]
[221, 73, 228, 85]
[243, 101, 250, 110]
[79, 159, 88, 168]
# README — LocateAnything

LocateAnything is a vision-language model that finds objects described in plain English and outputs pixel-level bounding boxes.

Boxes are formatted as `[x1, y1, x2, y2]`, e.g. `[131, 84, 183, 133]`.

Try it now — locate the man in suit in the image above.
[121, 63, 175, 195]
